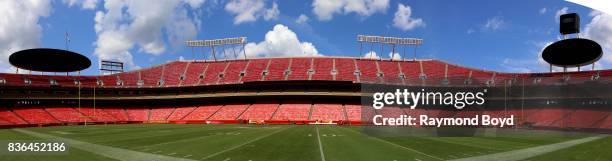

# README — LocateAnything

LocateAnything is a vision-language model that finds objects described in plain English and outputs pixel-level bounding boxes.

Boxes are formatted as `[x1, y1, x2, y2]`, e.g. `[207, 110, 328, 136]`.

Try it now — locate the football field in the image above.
[0, 124, 609, 161]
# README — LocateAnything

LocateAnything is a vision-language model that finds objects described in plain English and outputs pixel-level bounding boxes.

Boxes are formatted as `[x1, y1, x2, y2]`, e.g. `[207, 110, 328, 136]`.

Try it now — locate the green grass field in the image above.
[0, 124, 610, 161]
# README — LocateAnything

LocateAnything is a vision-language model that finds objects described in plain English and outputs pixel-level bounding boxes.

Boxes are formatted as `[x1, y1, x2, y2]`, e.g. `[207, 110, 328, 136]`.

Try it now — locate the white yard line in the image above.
[13, 128, 195, 161]
[315, 126, 326, 161]
[200, 127, 288, 160]
[449, 135, 608, 161]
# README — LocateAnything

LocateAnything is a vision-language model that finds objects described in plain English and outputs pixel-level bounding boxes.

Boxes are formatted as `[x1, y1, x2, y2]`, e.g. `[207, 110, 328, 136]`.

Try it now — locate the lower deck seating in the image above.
[76, 107, 118, 122]
[99, 108, 129, 121]
[566, 109, 609, 128]
[182, 105, 222, 120]
[149, 108, 175, 121]
[524, 109, 567, 127]
[345, 105, 362, 121]
[209, 104, 249, 120]
[0, 110, 27, 125]
[45, 107, 92, 123]
[271, 103, 311, 121]
[310, 104, 345, 121]
[13, 108, 60, 124]
[1, 105, 610, 131]
[126, 108, 150, 121]
[239, 103, 279, 120]
[167, 106, 197, 120]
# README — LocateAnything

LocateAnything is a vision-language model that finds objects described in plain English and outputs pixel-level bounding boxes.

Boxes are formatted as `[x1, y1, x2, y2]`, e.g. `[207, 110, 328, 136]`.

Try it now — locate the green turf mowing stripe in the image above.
[449, 135, 608, 161]
[129, 128, 251, 150]
[96, 126, 242, 147]
[199, 126, 289, 160]
[12, 128, 196, 161]
[201, 125, 320, 161]
[337, 126, 444, 161]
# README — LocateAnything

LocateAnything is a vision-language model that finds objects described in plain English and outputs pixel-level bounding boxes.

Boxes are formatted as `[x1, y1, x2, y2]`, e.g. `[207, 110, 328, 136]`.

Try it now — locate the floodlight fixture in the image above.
[186, 37, 248, 61]
[357, 35, 423, 61]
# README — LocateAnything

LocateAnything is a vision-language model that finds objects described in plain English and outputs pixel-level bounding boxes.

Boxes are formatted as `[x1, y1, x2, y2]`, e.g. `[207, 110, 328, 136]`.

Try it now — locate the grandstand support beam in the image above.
[414, 45, 417, 61]
[242, 43, 247, 59]
[380, 42, 384, 61]
[211, 46, 217, 61]
[191, 46, 195, 61]
[231, 45, 238, 59]
[391, 44, 396, 61]
[369, 42, 374, 59]
[359, 42, 363, 58]
[550, 64, 552, 73]
[402, 45, 406, 61]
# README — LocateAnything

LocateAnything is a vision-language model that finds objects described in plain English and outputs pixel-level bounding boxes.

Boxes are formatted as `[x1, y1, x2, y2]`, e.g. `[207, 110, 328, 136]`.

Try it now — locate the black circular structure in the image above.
[542, 38, 602, 67]
[9, 48, 91, 72]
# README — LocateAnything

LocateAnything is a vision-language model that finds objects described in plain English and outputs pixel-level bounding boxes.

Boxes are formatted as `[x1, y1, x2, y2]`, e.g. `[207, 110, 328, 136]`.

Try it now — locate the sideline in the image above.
[13, 128, 196, 161]
[449, 135, 608, 161]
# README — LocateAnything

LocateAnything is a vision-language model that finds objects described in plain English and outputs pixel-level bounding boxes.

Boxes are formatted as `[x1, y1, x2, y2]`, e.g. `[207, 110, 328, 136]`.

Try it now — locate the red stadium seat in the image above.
[13, 108, 61, 124]
[265, 58, 290, 81]
[271, 103, 311, 121]
[167, 106, 197, 121]
[0, 109, 28, 125]
[182, 105, 222, 120]
[149, 107, 176, 121]
[239, 103, 279, 120]
[209, 104, 249, 120]
[126, 108, 150, 121]
[162, 62, 188, 87]
[311, 58, 334, 80]
[310, 104, 345, 121]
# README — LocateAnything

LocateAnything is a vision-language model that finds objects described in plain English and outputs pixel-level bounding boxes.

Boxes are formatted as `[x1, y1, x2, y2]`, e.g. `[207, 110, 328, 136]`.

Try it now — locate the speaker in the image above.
[560, 13, 580, 35]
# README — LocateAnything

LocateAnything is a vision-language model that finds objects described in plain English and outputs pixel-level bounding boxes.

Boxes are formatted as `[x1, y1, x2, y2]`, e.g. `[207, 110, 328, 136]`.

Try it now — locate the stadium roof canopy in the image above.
[9, 48, 91, 72]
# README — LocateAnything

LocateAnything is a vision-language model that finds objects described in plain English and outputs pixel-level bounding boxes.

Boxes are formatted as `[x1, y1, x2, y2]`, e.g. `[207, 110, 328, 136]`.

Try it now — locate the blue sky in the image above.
[1, 0, 611, 75]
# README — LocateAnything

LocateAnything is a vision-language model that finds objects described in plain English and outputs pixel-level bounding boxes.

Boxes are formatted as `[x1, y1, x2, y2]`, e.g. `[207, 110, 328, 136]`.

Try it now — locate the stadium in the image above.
[1, 54, 611, 160]
[1, 1, 611, 161]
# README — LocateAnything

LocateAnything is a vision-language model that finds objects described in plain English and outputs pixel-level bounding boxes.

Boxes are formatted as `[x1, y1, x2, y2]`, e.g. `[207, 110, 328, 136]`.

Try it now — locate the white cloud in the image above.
[539, 8, 547, 14]
[362, 51, 401, 60]
[312, 0, 389, 21]
[184, 0, 205, 8]
[263, 2, 279, 21]
[0, 1, 51, 72]
[484, 16, 505, 30]
[244, 24, 321, 58]
[93, 0, 201, 69]
[389, 52, 401, 60]
[584, 11, 612, 66]
[392, 3, 424, 31]
[295, 14, 309, 24]
[555, 7, 568, 22]
[363, 51, 379, 59]
[63, 0, 99, 10]
[225, 0, 278, 24]
[566, 0, 612, 16]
